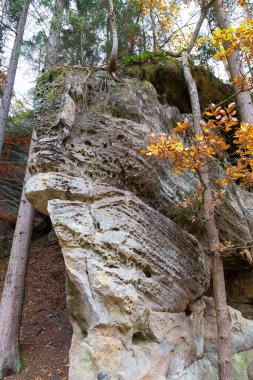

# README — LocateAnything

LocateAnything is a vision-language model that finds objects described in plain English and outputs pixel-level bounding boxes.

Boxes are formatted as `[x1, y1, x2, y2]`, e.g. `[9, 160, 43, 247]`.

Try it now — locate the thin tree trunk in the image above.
[241, 1, 253, 76]
[150, 10, 157, 52]
[108, 0, 118, 73]
[0, 0, 31, 156]
[141, 16, 146, 52]
[181, 49, 233, 380]
[243, 1, 252, 21]
[44, 0, 64, 69]
[0, 130, 35, 379]
[106, 15, 110, 61]
[215, 0, 253, 124]
[0, 0, 7, 23]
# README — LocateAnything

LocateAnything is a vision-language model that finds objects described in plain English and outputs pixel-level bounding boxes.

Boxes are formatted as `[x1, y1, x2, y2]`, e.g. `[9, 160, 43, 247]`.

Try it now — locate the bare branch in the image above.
[187, 0, 216, 53]
[0, 20, 16, 34]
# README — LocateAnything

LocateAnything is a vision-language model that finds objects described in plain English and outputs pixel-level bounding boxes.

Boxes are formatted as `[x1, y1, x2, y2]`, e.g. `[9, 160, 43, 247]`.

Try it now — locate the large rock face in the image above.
[26, 67, 253, 379]
[0, 113, 50, 259]
[0, 128, 30, 258]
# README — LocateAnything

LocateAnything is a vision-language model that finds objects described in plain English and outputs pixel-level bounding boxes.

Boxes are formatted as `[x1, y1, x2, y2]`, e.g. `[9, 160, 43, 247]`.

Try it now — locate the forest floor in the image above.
[0, 235, 72, 380]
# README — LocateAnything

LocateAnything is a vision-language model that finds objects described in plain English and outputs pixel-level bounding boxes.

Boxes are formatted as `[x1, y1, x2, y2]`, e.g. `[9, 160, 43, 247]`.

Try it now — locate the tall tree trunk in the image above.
[150, 10, 157, 52]
[214, 0, 253, 124]
[0, 0, 31, 156]
[0, 0, 7, 23]
[106, 14, 110, 61]
[44, 0, 64, 69]
[242, 1, 252, 20]
[240, 0, 253, 76]
[108, 0, 118, 73]
[141, 15, 146, 52]
[0, 131, 35, 379]
[181, 49, 233, 380]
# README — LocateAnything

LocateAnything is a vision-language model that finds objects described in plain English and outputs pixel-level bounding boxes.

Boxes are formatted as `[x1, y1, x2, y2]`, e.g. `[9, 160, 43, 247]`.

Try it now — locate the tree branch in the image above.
[0, 20, 16, 34]
[187, 0, 216, 53]
[164, 0, 216, 58]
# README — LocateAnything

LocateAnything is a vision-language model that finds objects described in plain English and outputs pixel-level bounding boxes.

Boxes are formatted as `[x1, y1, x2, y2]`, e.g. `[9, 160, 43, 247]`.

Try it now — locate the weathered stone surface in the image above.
[29, 69, 253, 268]
[0, 131, 29, 258]
[226, 269, 253, 319]
[46, 194, 209, 379]
[26, 68, 253, 379]
[0, 115, 50, 258]
[48, 196, 208, 311]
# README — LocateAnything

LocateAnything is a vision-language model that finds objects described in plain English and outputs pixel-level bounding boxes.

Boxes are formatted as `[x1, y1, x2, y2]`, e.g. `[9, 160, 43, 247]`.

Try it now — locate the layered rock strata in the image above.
[26, 68, 253, 379]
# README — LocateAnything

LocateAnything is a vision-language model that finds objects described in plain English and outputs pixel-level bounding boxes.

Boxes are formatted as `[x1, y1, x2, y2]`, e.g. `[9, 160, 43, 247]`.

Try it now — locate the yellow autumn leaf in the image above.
[195, 133, 204, 141]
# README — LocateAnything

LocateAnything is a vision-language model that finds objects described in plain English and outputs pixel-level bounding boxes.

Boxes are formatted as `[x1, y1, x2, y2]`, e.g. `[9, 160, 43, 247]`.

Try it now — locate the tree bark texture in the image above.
[0, 0, 7, 23]
[214, 0, 253, 124]
[0, 0, 31, 156]
[242, 1, 252, 21]
[0, 131, 35, 379]
[44, 0, 64, 69]
[108, 0, 118, 73]
[181, 50, 233, 380]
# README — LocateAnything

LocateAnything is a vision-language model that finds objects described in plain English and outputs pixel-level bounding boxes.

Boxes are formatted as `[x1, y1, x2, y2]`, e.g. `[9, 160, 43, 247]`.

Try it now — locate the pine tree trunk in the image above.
[181, 50, 233, 380]
[108, 0, 118, 73]
[0, 131, 35, 379]
[44, 0, 64, 69]
[0, 0, 31, 156]
[214, 0, 253, 124]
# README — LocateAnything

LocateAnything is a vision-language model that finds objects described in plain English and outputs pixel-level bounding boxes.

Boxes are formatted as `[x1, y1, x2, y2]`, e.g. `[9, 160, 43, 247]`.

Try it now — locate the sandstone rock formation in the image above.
[0, 127, 30, 259]
[26, 68, 253, 379]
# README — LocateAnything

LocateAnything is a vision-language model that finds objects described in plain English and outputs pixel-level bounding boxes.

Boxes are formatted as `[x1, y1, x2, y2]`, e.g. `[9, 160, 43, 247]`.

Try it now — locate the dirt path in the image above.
[0, 235, 72, 380]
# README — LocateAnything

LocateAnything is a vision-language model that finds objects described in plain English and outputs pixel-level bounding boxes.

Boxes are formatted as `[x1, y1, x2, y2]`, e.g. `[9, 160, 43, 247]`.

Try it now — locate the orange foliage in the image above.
[212, 20, 253, 63]
[142, 102, 253, 188]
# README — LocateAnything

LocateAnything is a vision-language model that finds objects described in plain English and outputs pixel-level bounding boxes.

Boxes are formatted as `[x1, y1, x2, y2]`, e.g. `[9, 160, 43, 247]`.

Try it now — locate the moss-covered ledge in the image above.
[120, 53, 233, 113]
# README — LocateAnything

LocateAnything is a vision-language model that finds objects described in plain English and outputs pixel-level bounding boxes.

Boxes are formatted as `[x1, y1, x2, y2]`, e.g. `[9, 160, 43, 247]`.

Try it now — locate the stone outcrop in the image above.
[0, 127, 30, 258]
[226, 269, 253, 319]
[26, 67, 253, 379]
[121, 55, 233, 113]
[0, 112, 51, 259]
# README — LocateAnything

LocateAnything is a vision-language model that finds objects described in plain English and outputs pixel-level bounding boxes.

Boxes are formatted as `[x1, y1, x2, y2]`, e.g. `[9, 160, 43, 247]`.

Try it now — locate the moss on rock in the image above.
[121, 54, 233, 113]
[35, 68, 66, 90]
[233, 349, 253, 380]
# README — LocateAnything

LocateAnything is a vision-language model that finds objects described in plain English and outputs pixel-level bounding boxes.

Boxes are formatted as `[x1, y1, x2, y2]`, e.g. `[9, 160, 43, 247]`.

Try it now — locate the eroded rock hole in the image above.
[185, 303, 192, 317]
[132, 331, 147, 344]
[97, 372, 109, 380]
[143, 265, 152, 278]
[85, 140, 92, 146]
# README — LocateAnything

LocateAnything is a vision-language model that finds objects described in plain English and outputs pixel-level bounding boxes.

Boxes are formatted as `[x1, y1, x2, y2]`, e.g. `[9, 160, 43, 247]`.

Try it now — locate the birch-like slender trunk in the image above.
[108, 0, 118, 73]
[0, 0, 31, 156]
[150, 10, 157, 52]
[0, 130, 35, 379]
[242, 1, 252, 21]
[0, 0, 7, 23]
[44, 0, 64, 69]
[215, 0, 253, 124]
[181, 49, 233, 380]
